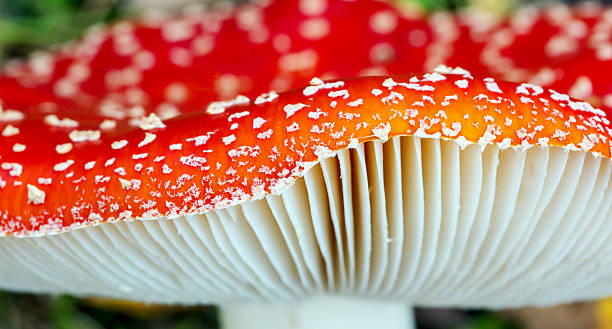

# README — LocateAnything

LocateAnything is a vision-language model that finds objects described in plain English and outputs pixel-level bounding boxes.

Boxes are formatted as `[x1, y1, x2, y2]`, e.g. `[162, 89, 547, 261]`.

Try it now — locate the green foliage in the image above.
[49, 296, 105, 329]
[399, 0, 468, 11]
[0, 0, 125, 60]
[464, 313, 521, 329]
[0, 291, 219, 329]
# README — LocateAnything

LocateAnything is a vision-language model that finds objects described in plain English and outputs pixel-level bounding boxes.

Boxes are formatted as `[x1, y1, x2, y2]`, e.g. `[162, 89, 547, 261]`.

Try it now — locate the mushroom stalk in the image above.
[221, 297, 414, 329]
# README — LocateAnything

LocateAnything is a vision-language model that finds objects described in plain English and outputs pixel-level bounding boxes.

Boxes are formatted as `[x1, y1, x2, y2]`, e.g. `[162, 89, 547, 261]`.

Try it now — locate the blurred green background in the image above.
[0, 0, 608, 328]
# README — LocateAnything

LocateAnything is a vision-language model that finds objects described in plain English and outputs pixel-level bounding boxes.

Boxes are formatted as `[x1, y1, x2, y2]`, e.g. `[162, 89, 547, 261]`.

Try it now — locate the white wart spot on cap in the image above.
[0, 108, 24, 122]
[138, 133, 156, 147]
[161, 20, 195, 42]
[272, 34, 291, 53]
[257, 129, 273, 139]
[192, 36, 214, 56]
[119, 178, 131, 190]
[133, 50, 156, 70]
[253, 117, 266, 129]
[69, 130, 101, 142]
[603, 95, 612, 108]
[138, 113, 166, 130]
[53, 160, 74, 172]
[328, 90, 350, 99]
[214, 74, 242, 99]
[44, 114, 78, 128]
[284, 103, 309, 118]
[299, 18, 330, 40]
[455, 79, 469, 89]
[132, 153, 148, 160]
[372, 123, 391, 140]
[568, 76, 593, 100]
[222, 134, 236, 145]
[228, 111, 250, 122]
[186, 133, 213, 146]
[169, 47, 193, 67]
[100, 119, 117, 130]
[545, 34, 578, 57]
[434, 65, 472, 77]
[67, 62, 91, 82]
[286, 122, 300, 132]
[369, 10, 398, 35]
[206, 95, 250, 114]
[165, 82, 189, 103]
[303, 80, 344, 97]
[12, 143, 25, 152]
[112, 140, 128, 150]
[310, 77, 324, 85]
[156, 103, 180, 120]
[279, 49, 318, 72]
[2, 125, 19, 137]
[53, 79, 78, 97]
[369, 42, 395, 64]
[299, 0, 327, 16]
[254, 91, 279, 105]
[56, 143, 74, 154]
[1, 162, 22, 176]
[27, 184, 45, 205]
[484, 78, 503, 94]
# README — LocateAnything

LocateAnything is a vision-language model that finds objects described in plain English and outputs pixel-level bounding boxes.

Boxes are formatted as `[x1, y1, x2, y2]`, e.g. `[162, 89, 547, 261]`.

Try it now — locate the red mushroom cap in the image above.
[1, 69, 610, 236]
[479, 3, 606, 82]
[0, 0, 434, 121]
[548, 52, 612, 113]
[2, 1, 611, 120]
[424, 10, 501, 77]
[425, 3, 612, 114]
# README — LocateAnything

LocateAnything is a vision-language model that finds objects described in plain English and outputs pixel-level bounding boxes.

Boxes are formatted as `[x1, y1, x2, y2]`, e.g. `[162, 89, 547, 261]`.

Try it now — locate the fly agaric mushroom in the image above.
[425, 3, 612, 113]
[3, 67, 612, 329]
[479, 2, 607, 83]
[478, 3, 612, 113]
[0, 0, 433, 121]
[4, 0, 612, 119]
[423, 10, 501, 76]
[546, 51, 612, 113]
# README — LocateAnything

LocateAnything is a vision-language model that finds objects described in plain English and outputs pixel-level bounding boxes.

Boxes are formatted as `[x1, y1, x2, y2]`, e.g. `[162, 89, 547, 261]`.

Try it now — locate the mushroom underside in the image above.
[1, 136, 611, 308]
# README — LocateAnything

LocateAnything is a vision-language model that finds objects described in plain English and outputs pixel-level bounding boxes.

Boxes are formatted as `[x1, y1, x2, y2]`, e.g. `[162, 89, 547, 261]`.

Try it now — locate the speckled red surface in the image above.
[1, 71, 611, 236]
[1, 1, 610, 116]
[0, 0, 433, 119]
[1, 0, 612, 235]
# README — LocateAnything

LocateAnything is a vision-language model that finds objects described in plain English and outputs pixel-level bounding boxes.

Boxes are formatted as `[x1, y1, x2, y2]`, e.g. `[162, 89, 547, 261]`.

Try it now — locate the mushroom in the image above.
[6, 0, 610, 119]
[425, 3, 612, 112]
[2, 67, 612, 329]
[487, 3, 612, 113]
[423, 9, 501, 76]
[0, 0, 435, 119]
[477, 2, 607, 84]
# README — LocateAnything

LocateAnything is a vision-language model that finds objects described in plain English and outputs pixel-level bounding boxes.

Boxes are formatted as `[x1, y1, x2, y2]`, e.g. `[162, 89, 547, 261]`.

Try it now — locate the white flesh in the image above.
[1, 136, 612, 309]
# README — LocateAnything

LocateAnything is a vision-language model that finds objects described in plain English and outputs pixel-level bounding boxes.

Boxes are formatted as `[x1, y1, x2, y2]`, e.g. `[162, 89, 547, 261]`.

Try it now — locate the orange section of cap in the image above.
[0, 72, 610, 236]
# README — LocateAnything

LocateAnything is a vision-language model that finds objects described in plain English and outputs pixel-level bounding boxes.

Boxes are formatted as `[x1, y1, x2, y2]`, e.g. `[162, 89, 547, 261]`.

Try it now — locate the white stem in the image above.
[221, 297, 415, 329]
